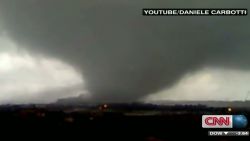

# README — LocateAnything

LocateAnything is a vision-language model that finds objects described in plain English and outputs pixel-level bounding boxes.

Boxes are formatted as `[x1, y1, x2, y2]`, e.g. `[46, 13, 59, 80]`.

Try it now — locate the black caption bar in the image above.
[142, 9, 248, 16]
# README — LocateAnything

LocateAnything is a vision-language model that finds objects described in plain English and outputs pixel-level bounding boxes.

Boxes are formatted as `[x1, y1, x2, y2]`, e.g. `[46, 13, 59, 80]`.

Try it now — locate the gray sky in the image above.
[0, 0, 249, 104]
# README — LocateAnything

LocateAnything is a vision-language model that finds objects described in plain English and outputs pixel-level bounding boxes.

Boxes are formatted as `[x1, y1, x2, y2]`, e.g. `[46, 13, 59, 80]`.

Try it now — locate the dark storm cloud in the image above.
[0, 0, 249, 102]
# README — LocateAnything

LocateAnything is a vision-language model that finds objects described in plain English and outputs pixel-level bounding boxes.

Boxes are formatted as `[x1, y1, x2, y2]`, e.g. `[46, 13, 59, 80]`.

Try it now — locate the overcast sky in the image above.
[0, 0, 249, 104]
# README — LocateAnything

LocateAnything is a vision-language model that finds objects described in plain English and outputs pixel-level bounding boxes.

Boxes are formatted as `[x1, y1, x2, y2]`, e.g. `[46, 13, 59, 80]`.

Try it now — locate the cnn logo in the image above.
[202, 115, 233, 128]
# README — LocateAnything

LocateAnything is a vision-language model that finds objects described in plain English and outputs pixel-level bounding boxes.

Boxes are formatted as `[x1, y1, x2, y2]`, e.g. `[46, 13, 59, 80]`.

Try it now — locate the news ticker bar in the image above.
[208, 131, 249, 136]
[142, 9, 248, 16]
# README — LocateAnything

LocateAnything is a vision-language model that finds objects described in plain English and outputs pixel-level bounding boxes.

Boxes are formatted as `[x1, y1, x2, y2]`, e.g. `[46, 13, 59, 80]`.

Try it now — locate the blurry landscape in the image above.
[0, 1, 249, 140]
[0, 101, 249, 140]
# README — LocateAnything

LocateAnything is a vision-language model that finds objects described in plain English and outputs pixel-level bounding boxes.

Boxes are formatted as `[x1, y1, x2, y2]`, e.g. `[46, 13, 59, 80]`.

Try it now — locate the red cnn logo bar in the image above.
[202, 115, 233, 128]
